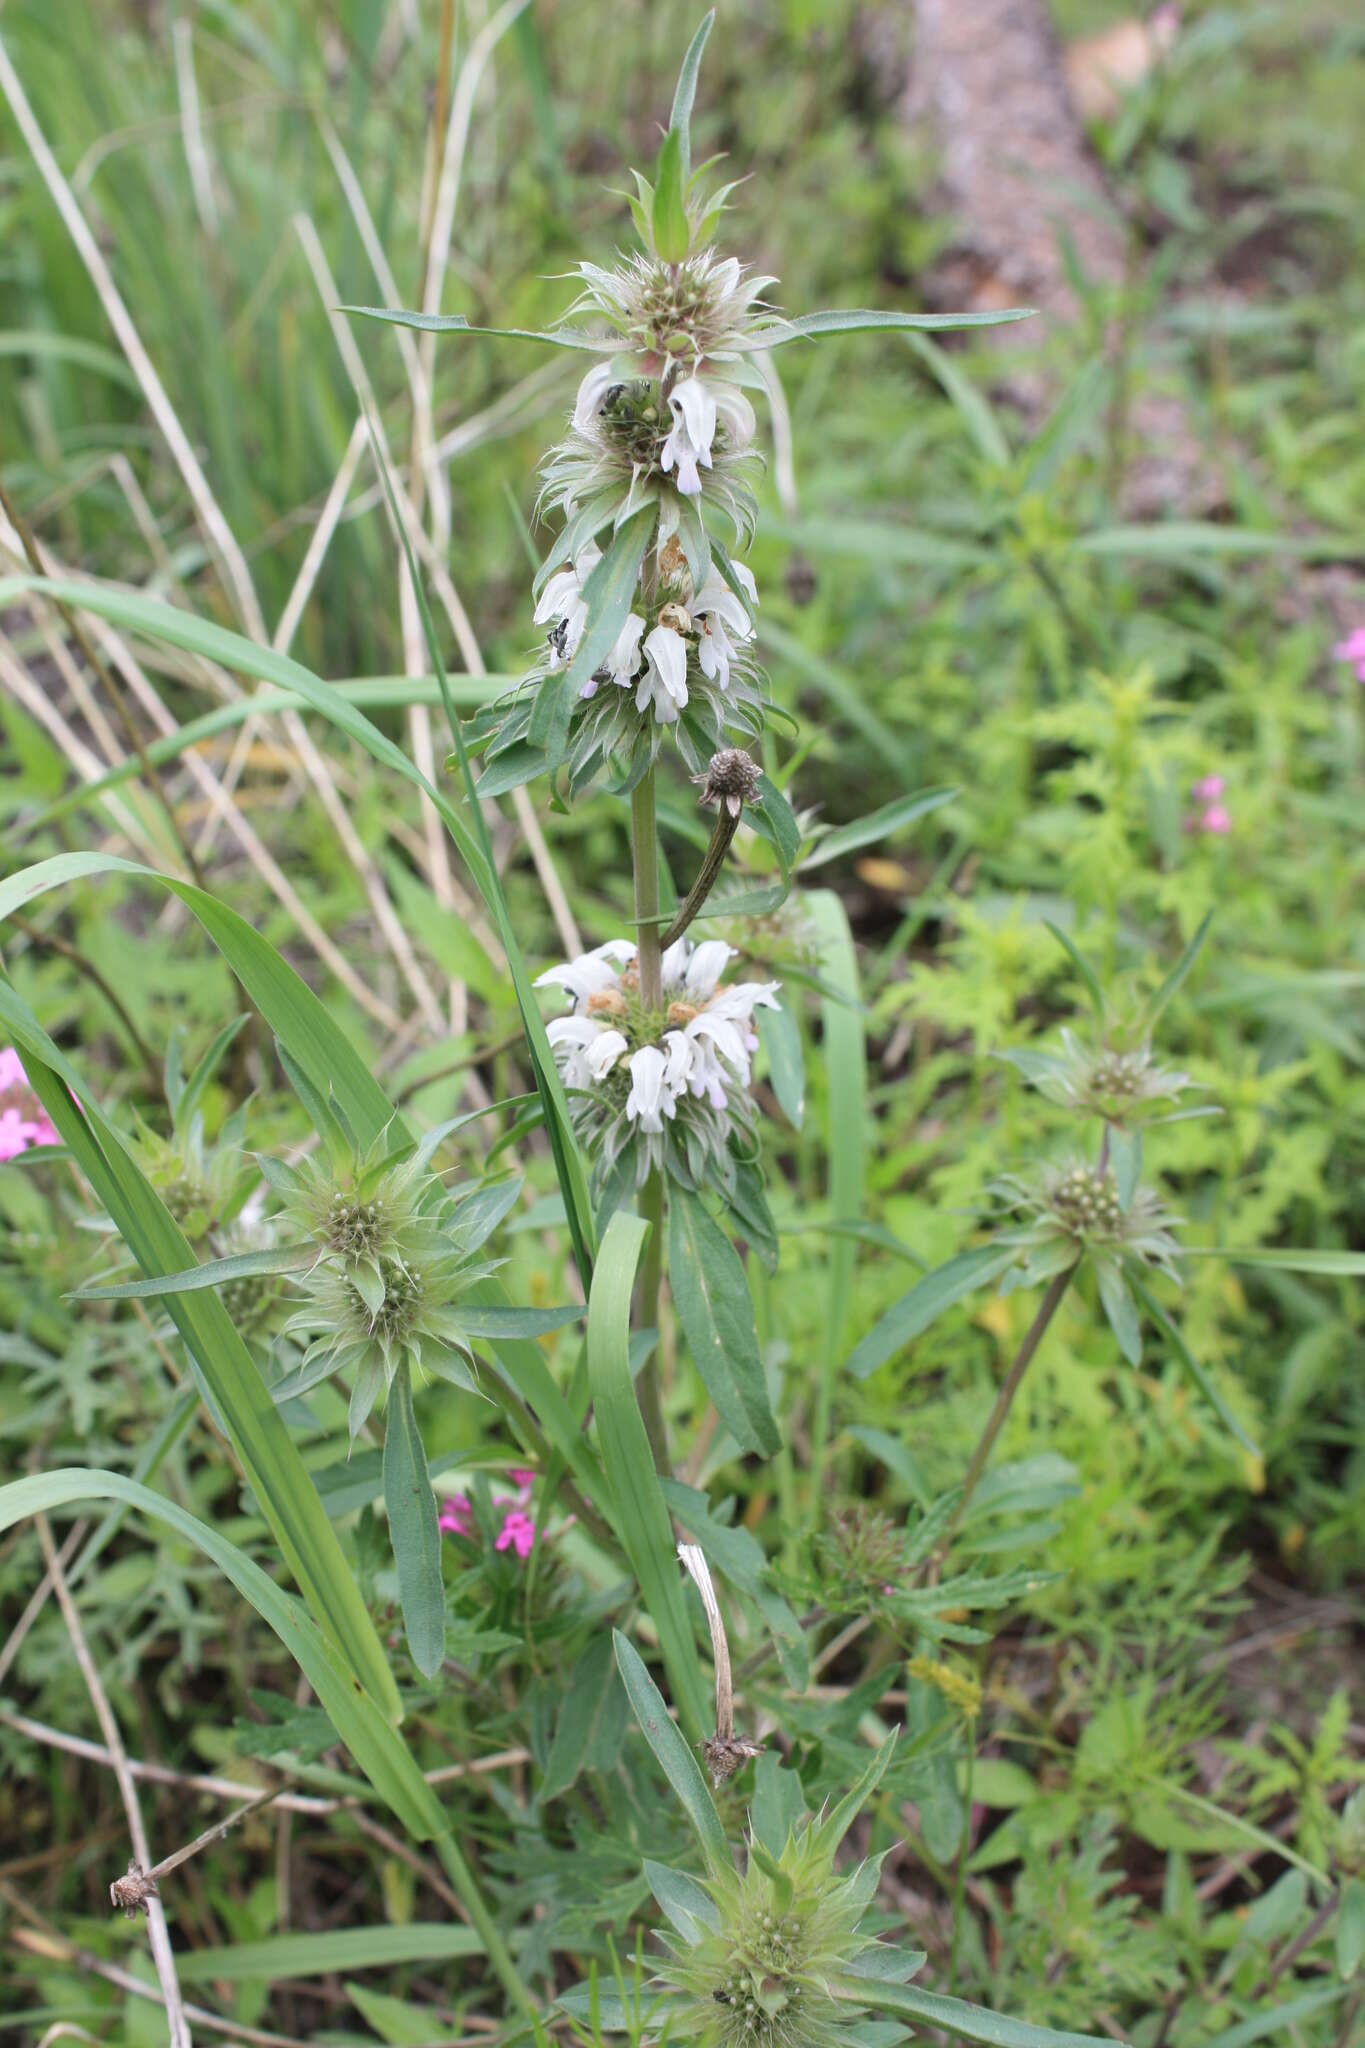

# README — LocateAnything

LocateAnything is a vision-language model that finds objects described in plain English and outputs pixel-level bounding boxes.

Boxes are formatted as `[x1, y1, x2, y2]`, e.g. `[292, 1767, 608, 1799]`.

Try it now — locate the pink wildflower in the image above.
[1332, 628, 1365, 681]
[437, 1494, 473, 1538]
[1199, 804, 1231, 835]
[495, 1510, 537, 1560]
[1190, 775, 1225, 802]
[0, 1048, 59, 1160]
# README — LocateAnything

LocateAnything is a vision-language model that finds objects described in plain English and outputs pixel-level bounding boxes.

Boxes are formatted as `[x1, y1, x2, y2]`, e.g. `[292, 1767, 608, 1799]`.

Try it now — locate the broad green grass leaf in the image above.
[383, 1363, 445, 1679]
[0, 1469, 430, 1835]
[0, 987, 400, 1723]
[589, 1216, 708, 1741]
[174, 1925, 482, 1982]
[613, 1629, 727, 1873]
[1187, 1247, 1365, 1275]
[846, 1247, 1018, 1380]
[668, 1188, 779, 1457]
[1075, 522, 1339, 560]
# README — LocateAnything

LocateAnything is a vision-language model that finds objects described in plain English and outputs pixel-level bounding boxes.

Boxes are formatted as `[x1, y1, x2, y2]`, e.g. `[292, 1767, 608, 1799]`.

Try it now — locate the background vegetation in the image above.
[1, 2, 1362, 2045]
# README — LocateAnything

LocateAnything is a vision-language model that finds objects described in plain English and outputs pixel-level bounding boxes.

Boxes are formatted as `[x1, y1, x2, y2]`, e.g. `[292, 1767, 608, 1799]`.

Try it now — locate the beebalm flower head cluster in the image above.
[652, 1807, 897, 2048]
[1004, 1025, 1197, 1129]
[535, 936, 778, 1193]
[271, 1134, 496, 1442]
[991, 1162, 1184, 1282]
[486, 152, 783, 790]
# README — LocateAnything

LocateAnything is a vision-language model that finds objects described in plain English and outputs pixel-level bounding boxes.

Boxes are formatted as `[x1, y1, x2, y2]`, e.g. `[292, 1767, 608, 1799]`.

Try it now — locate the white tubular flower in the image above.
[581, 612, 646, 701]
[532, 542, 599, 667]
[660, 376, 717, 496]
[625, 1045, 675, 1133]
[534, 938, 636, 1007]
[573, 360, 616, 434]
[693, 563, 757, 692]
[635, 622, 690, 723]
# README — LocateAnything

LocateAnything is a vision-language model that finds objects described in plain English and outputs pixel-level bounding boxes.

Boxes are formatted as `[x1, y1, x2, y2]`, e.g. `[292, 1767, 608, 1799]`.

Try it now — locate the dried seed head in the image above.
[110, 1862, 158, 1918]
[695, 747, 761, 818]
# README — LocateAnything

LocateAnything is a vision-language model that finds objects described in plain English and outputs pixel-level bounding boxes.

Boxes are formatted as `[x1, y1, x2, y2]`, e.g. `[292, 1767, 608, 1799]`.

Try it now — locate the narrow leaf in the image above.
[383, 1364, 445, 1679]
[613, 1629, 727, 1872]
[668, 1188, 780, 1457]
[846, 1247, 1017, 1380]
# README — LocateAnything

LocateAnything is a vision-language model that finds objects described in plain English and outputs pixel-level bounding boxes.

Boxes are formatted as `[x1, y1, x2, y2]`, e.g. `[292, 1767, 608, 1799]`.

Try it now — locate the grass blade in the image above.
[589, 1215, 708, 1742]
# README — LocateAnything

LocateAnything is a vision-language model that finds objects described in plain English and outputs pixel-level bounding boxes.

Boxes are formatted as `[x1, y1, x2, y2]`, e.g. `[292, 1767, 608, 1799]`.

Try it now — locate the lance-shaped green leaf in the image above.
[800, 786, 957, 869]
[652, 127, 690, 262]
[72, 1243, 310, 1301]
[846, 1246, 1019, 1380]
[613, 1630, 727, 1873]
[668, 1188, 779, 1457]
[341, 307, 610, 348]
[831, 1977, 1111, 2048]
[668, 9, 715, 176]
[383, 1364, 445, 1679]
[746, 306, 1035, 349]
[1132, 1278, 1261, 1458]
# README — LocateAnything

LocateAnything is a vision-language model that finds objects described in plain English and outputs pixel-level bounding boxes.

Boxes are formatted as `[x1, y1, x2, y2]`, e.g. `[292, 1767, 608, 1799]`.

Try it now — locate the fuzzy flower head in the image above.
[1004, 1026, 1197, 1129]
[272, 1137, 501, 1441]
[644, 1775, 909, 2048]
[0, 1048, 58, 1161]
[535, 935, 779, 1196]
[992, 1162, 1184, 1284]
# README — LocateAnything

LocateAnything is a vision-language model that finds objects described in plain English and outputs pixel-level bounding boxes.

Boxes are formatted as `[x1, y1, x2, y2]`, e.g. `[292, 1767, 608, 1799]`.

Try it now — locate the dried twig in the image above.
[33, 1517, 191, 2048]
[678, 1542, 764, 1786]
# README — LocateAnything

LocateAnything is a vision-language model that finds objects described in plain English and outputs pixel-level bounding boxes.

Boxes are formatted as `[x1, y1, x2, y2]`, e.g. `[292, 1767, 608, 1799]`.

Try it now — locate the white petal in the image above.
[625, 1045, 669, 1132]
[685, 941, 733, 1001]
[713, 382, 756, 451]
[532, 566, 581, 626]
[669, 376, 717, 464]
[660, 939, 690, 991]
[644, 625, 688, 704]
[573, 362, 615, 434]
[606, 611, 645, 686]
[587, 1029, 628, 1080]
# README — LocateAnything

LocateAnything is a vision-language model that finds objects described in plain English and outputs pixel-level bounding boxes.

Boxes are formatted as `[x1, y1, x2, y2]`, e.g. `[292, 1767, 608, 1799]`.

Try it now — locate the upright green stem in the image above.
[936, 1263, 1077, 1560]
[631, 766, 663, 1009]
[637, 1168, 667, 1465]
[630, 765, 668, 1465]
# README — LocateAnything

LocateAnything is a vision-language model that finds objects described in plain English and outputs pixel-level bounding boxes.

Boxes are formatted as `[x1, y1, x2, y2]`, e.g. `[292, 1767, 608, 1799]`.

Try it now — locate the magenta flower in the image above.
[0, 1048, 59, 1161]
[437, 1494, 473, 1538]
[1190, 775, 1225, 802]
[495, 1510, 537, 1560]
[1332, 628, 1365, 681]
